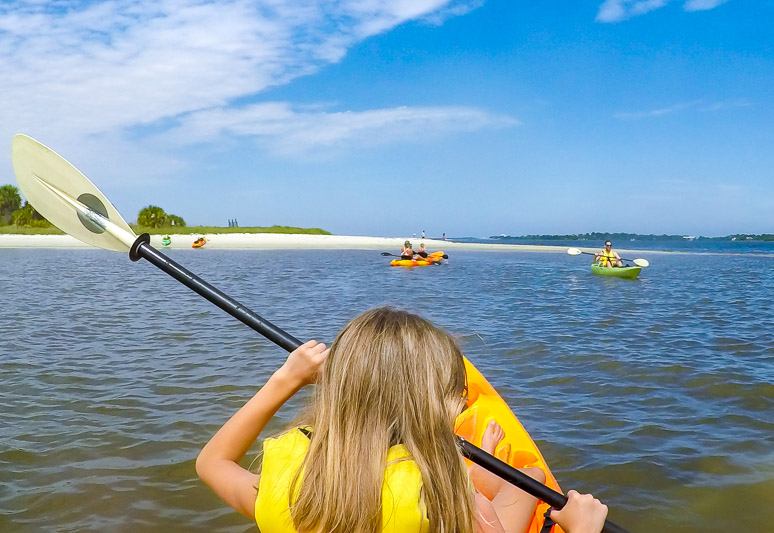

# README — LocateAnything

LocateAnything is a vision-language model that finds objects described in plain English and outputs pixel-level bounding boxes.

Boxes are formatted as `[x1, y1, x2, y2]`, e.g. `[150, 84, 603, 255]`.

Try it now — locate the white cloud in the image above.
[596, 0, 671, 23]
[0, 0, 496, 173]
[613, 98, 751, 119]
[162, 102, 518, 155]
[613, 100, 700, 119]
[684, 0, 729, 11]
[596, 0, 729, 22]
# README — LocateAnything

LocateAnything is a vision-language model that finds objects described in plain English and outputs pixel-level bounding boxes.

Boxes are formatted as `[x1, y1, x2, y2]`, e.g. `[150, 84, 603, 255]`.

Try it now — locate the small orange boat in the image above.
[192, 237, 206, 248]
[389, 251, 445, 267]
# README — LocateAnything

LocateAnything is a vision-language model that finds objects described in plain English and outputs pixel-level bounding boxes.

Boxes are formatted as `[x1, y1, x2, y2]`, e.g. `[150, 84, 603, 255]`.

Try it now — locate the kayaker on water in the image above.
[415, 242, 428, 259]
[594, 240, 622, 268]
[400, 240, 414, 260]
[196, 307, 609, 533]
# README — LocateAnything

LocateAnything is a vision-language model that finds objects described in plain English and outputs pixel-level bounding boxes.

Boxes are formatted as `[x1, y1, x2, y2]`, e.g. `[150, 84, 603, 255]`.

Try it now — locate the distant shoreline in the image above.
[3, 234, 772, 259]
[0, 233, 582, 252]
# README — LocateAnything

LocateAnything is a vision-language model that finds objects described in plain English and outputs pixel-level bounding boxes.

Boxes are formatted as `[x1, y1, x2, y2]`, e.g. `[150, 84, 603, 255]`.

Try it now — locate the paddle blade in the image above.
[567, 247, 582, 256]
[11, 134, 136, 252]
[633, 258, 650, 267]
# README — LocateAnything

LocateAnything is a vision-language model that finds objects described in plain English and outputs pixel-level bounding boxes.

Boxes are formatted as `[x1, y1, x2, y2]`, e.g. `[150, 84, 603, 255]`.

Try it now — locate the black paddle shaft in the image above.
[459, 440, 629, 533]
[129, 233, 302, 352]
[129, 234, 629, 533]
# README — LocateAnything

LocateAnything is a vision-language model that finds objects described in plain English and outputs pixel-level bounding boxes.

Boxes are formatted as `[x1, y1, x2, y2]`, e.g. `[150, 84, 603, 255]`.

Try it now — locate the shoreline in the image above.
[0, 233, 562, 252]
[0, 232, 674, 255]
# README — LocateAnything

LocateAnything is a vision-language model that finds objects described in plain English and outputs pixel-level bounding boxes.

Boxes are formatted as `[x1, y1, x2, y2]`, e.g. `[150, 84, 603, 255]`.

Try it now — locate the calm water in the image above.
[460, 237, 774, 255]
[2, 248, 773, 532]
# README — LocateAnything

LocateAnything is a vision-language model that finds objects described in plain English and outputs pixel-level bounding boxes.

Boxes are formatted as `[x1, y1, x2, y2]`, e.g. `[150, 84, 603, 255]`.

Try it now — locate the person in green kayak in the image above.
[197, 307, 609, 533]
[594, 240, 622, 268]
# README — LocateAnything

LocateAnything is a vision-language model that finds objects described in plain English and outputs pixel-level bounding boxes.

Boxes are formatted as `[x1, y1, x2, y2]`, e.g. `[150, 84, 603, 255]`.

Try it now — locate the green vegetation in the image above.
[12, 202, 52, 228]
[726, 234, 774, 242]
[491, 232, 774, 242]
[0, 223, 330, 236]
[137, 205, 186, 228]
[0, 184, 53, 229]
[0, 225, 64, 235]
[0, 184, 330, 235]
[0, 184, 23, 225]
[128, 225, 331, 235]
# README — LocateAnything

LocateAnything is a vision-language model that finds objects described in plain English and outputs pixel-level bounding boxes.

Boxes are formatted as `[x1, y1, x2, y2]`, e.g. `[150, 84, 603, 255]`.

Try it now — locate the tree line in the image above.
[0, 184, 185, 229]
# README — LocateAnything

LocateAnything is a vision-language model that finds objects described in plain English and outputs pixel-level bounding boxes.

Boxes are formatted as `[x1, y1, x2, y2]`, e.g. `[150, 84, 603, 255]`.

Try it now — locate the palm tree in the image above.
[137, 205, 168, 228]
[0, 184, 22, 225]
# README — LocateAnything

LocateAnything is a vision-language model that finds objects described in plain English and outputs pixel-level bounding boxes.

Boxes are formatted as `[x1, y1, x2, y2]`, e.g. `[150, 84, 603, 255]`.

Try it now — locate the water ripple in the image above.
[2, 248, 773, 531]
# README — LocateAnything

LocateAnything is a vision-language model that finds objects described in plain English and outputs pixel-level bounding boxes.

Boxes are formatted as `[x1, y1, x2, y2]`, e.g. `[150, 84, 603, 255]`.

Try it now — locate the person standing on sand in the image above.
[593, 241, 622, 268]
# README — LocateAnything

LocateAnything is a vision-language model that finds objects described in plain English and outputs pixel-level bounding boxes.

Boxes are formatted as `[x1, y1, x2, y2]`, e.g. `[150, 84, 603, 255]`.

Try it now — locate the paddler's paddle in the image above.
[12, 134, 629, 533]
[567, 247, 650, 267]
[381, 251, 449, 259]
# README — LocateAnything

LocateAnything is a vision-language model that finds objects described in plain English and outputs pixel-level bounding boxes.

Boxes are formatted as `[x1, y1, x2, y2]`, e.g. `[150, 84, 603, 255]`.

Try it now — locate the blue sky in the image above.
[1, 0, 771, 237]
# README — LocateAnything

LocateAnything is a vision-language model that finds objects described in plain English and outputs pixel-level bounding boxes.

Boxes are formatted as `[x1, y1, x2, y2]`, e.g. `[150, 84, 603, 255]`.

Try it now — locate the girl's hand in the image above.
[550, 490, 608, 533]
[277, 340, 329, 388]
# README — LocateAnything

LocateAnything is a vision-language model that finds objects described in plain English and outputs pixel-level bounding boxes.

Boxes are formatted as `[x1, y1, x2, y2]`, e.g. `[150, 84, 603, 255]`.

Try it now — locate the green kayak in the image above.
[591, 262, 641, 280]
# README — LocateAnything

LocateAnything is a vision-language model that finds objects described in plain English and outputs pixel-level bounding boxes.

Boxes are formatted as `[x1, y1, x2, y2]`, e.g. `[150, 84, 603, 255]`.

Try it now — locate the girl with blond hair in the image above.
[197, 307, 607, 533]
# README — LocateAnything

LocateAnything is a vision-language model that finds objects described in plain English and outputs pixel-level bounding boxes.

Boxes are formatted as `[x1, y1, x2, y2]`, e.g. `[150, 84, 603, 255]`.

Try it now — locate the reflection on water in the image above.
[1, 248, 773, 532]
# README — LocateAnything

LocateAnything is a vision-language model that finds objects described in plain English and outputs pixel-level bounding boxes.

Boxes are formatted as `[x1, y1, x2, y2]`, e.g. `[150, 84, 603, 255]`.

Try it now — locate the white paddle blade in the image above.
[567, 247, 582, 255]
[633, 258, 650, 267]
[11, 134, 136, 252]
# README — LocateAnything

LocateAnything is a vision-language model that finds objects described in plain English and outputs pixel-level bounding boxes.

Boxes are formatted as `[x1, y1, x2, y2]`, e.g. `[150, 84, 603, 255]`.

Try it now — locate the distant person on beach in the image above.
[421, 230, 425, 239]
[401, 240, 414, 260]
[442, 232, 446, 240]
[415, 242, 428, 259]
[594, 241, 622, 268]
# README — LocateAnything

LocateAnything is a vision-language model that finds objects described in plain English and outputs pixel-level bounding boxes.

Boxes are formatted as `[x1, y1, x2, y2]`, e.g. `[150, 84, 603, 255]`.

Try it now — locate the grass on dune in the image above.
[129, 225, 331, 235]
[0, 225, 65, 235]
[0, 224, 330, 235]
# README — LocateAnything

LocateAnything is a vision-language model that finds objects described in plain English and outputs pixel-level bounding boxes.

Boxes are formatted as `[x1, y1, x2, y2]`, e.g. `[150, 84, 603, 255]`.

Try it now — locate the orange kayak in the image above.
[389, 251, 444, 267]
[455, 358, 564, 533]
[192, 237, 206, 248]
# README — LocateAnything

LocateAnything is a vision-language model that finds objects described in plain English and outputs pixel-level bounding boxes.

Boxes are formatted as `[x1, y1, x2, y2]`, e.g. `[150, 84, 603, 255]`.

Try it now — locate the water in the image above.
[458, 237, 774, 255]
[2, 248, 773, 532]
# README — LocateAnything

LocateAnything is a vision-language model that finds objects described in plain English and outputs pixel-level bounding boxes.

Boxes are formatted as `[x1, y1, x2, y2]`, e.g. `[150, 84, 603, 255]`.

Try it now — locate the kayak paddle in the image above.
[11, 134, 299, 352]
[380, 251, 449, 259]
[567, 247, 650, 267]
[11, 134, 629, 533]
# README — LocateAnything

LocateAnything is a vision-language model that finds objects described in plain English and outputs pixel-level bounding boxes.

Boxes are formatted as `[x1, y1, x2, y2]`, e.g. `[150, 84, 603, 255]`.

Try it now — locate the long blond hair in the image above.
[290, 307, 476, 533]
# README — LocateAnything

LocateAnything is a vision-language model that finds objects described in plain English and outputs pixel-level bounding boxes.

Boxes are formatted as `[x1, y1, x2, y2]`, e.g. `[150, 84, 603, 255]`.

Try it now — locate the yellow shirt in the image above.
[598, 249, 616, 266]
[254, 428, 430, 533]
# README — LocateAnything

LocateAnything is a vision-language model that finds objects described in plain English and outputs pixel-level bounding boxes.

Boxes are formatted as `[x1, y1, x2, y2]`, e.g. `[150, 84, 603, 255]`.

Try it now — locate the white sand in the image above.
[0, 233, 575, 253]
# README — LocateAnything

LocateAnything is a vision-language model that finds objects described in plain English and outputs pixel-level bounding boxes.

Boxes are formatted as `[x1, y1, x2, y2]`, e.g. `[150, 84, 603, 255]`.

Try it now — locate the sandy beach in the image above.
[0, 233, 579, 253]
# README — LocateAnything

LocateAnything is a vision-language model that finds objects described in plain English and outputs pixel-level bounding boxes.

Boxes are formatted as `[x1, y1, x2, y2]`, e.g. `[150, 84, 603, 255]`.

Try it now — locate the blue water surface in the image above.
[1, 247, 773, 532]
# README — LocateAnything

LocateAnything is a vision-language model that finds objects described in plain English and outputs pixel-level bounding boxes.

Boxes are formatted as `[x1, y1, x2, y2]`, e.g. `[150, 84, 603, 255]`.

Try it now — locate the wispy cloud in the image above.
[613, 99, 750, 119]
[596, 0, 671, 23]
[0, 0, 495, 169]
[698, 99, 752, 112]
[613, 100, 701, 119]
[422, 0, 485, 26]
[161, 102, 518, 155]
[684, 0, 729, 12]
[596, 0, 729, 22]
